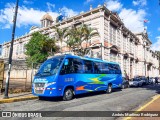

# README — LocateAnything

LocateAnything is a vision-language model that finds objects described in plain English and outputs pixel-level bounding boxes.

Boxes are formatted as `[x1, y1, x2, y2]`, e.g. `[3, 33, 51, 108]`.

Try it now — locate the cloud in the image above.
[46, 2, 55, 11]
[119, 8, 147, 33]
[84, 0, 94, 4]
[105, 0, 123, 11]
[61, 7, 78, 17]
[0, 3, 78, 29]
[151, 36, 160, 51]
[133, 0, 147, 6]
[158, 27, 160, 31]
[104, 0, 147, 33]
[23, 0, 33, 5]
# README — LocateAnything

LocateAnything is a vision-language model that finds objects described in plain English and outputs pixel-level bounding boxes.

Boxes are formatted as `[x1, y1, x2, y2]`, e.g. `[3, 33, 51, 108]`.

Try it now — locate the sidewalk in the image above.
[124, 94, 160, 120]
[0, 92, 38, 104]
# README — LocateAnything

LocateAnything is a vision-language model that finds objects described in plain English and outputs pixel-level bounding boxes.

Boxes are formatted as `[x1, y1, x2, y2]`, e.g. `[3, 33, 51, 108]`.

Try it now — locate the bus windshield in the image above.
[35, 56, 64, 76]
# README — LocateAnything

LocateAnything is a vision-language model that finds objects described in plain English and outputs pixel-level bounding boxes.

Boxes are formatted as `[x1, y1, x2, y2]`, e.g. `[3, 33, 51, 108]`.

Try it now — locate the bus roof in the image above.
[49, 54, 119, 65]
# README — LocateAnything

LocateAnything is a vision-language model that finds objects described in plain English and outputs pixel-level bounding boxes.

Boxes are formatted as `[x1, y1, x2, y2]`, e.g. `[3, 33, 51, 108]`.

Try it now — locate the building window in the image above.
[110, 25, 116, 45]
[110, 53, 116, 62]
[16, 45, 19, 55]
[117, 30, 121, 47]
[23, 43, 26, 53]
[19, 43, 22, 54]
[123, 36, 127, 53]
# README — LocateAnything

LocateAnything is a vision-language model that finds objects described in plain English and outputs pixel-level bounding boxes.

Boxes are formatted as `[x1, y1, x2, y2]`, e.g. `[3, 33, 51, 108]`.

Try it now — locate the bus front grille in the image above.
[34, 83, 45, 94]
[34, 83, 45, 87]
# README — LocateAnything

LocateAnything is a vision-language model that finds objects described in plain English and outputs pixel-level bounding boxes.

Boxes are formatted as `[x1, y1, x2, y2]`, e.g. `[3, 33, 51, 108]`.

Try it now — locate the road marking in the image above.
[123, 94, 160, 120]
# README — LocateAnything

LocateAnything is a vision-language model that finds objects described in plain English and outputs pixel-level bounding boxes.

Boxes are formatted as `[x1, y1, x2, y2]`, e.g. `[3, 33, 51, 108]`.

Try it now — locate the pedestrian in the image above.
[155, 77, 158, 84]
[124, 70, 128, 80]
[126, 75, 129, 81]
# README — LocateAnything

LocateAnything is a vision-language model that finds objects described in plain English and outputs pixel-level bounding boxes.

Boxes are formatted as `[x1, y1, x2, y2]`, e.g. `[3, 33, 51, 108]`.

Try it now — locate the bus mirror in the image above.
[64, 59, 69, 65]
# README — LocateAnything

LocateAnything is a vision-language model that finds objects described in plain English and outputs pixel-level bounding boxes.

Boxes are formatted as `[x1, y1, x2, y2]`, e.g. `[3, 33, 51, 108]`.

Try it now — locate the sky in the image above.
[0, 0, 160, 51]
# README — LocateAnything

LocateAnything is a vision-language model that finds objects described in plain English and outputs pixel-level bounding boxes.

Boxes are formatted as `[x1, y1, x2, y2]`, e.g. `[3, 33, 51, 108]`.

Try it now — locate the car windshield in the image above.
[133, 78, 139, 81]
[35, 56, 64, 76]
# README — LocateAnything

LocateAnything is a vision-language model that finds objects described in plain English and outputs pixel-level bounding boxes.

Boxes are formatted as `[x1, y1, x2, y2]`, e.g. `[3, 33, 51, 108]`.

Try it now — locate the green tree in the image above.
[25, 32, 58, 67]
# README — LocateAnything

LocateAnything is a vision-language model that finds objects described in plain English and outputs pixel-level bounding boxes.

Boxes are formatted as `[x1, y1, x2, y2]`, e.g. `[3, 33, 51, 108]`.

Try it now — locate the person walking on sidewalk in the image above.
[155, 77, 158, 84]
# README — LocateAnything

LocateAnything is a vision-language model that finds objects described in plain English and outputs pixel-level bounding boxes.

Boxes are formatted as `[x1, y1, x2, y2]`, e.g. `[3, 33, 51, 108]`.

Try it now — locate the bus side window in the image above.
[72, 59, 83, 73]
[115, 64, 121, 74]
[83, 60, 94, 73]
[94, 62, 102, 74]
[101, 63, 109, 74]
[60, 58, 74, 75]
[108, 64, 115, 74]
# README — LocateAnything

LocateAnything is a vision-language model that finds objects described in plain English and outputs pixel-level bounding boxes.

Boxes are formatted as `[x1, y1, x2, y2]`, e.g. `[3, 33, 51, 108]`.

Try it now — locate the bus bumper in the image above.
[32, 87, 62, 97]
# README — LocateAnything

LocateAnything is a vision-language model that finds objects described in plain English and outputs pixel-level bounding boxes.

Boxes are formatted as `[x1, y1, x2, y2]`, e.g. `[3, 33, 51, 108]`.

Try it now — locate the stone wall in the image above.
[2, 60, 39, 91]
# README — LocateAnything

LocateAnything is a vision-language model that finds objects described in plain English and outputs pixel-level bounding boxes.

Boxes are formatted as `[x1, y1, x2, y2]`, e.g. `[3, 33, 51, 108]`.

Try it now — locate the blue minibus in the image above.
[32, 54, 123, 100]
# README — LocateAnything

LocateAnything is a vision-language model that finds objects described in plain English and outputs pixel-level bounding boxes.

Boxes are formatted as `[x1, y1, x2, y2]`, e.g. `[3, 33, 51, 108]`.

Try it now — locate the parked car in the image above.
[149, 77, 154, 84]
[121, 77, 130, 89]
[129, 78, 143, 87]
[139, 76, 149, 85]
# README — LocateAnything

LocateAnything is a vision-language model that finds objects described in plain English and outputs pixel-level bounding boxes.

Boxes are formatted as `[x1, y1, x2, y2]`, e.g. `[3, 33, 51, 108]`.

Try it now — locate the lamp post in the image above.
[3, 0, 19, 99]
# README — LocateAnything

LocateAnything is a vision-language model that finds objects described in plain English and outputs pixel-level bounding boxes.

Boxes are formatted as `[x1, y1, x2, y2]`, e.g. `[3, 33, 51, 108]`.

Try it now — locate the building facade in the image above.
[2, 5, 159, 78]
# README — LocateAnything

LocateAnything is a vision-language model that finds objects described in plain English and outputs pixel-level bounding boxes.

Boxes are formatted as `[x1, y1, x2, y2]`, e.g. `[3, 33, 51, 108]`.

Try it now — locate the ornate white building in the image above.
[2, 5, 159, 78]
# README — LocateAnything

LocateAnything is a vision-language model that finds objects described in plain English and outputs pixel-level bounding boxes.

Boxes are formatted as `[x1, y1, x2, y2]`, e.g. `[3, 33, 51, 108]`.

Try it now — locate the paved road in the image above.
[0, 84, 160, 120]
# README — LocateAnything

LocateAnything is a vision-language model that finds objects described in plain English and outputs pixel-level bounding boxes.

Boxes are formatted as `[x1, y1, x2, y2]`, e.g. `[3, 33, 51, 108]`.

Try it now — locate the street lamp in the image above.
[3, 0, 19, 99]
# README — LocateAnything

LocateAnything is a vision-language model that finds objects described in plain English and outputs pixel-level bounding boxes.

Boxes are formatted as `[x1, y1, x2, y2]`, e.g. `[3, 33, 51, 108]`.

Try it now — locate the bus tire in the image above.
[107, 84, 112, 93]
[63, 88, 74, 101]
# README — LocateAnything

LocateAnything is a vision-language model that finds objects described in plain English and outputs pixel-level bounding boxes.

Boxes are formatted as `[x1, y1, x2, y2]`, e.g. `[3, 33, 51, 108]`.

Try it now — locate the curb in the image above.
[0, 96, 38, 104]
[123, 94, 160, 120]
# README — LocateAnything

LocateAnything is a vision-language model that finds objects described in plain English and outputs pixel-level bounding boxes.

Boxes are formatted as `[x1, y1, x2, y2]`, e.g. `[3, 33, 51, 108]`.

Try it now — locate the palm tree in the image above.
[53, 26, 67, 53]
[82, 24, 99, 55]
[65, 26, 83, 54]
[65, 24, 99, 56]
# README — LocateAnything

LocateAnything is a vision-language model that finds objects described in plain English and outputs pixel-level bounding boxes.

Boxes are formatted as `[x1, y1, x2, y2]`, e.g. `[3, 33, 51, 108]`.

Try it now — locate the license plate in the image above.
[35, 87, 44, 90]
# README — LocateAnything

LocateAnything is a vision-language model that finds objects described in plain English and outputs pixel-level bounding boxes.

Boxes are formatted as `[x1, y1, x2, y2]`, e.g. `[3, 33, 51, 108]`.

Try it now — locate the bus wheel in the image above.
[63, 88, 74, 101]
[107, 84, 112, 93]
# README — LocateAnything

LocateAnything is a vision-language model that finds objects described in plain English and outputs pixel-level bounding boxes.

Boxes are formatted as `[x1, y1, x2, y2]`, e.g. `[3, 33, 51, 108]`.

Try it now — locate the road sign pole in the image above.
[3, 0, 19, 99]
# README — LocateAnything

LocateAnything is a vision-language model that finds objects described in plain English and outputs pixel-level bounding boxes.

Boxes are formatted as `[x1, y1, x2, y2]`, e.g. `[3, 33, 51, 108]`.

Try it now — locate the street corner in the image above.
[0, 96, 38, 104]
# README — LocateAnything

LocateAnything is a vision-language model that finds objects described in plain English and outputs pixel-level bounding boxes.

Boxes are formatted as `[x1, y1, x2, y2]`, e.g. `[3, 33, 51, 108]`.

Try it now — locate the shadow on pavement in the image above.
[38, 88, 122, 102]
[75, 88, 122, 99]
[38, 96, 62, 101]
[37, 84, 160, 102]
[142, 83, 160, 94]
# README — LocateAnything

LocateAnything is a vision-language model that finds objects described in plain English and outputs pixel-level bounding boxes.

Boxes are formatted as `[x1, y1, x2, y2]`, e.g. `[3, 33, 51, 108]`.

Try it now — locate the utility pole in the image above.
[4, 0, 19, 99]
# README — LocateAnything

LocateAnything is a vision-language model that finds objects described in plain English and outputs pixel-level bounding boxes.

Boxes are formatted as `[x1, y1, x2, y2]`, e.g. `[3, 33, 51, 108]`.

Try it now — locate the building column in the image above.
[121, 54, 124, 76]
[128, 58, 130, 79]
[132, 60, 135, 78]
[100, 10, 105, 60]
